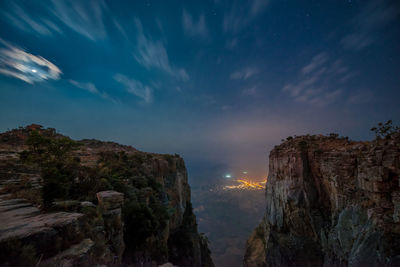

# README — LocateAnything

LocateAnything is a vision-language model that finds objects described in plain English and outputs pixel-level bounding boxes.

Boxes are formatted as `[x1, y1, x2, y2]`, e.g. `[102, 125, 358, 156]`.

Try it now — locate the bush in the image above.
[371, 120, 400, 139]
[20, 131, 81, 208]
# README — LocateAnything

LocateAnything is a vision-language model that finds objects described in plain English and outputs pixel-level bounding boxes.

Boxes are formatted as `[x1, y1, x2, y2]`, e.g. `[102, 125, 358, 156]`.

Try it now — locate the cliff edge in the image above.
[244, 133, 400, 266]
[0, 125, 214, 267]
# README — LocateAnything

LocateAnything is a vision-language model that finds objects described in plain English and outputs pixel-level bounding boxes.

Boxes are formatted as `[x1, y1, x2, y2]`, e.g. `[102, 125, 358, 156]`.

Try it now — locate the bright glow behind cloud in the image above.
[0, 39, 61, 84]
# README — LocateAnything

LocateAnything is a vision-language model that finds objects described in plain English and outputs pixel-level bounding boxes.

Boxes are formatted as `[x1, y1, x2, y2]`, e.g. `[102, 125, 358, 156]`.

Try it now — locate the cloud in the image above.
[114, 73, 152, 103]
[225, 38, 238, 49]
[50, 0, 108, 41]
[223, 0, 269, 34]
[341, 0, 400, 50]
[134, 19, 189, 81]
[2, 2, 62, 36]
[182, 9, 208, 38]
[230, 67, 259, 80]
[282, 53, 356, 106]
[69, 80, 112, 100]
[2, 0, 110, 40]
[112, 19, 129, 40]
[301, 53, 328, 74]
[0, 39, 62, 84]
[242, 86, 257, 96]
[250, 0, 270, 16]
[347, 90, 374, 105]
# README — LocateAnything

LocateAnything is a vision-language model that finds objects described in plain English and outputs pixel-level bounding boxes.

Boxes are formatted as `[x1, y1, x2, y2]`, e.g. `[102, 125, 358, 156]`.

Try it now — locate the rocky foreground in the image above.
[0, 125, 214, 267]
[244, 133, 400, 266]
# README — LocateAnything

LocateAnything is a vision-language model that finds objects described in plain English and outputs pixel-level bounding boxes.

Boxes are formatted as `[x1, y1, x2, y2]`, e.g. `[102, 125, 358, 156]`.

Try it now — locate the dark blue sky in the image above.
[0, 0, 399, 182]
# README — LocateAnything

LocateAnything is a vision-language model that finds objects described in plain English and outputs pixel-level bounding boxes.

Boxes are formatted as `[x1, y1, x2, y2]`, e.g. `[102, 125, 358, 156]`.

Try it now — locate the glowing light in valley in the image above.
[223, 179, 267, 190]
[225, 174, 232, 178]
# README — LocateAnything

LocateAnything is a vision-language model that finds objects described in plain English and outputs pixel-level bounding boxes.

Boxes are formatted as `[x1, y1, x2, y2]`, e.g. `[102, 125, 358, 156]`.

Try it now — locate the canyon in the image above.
[1, 124, 399, 267]
[244, 133, 400, 266]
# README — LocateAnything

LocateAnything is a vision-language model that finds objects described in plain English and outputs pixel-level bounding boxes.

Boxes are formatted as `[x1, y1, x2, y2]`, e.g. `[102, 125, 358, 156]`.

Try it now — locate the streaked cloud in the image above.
[182, 9, 208, 38]
[2, 1, 62, 36]
[50, 0, 108, 41]
[225, 38, 238, 50]
[134, 19, 189, 81]
[223, 0, 269, 34]
[282, 53, 356, 106]
[301, 53, 328, 74]
[341, 0, 400, 50]
[114, 73, 152, 103]
[69, 80, 111, 100]
[250, 0, 270, 17]
[0, 39, 61, 84]
[242, 86, 257, 97]
[3, 0, 109, 41]
[230, 67, 259, 80]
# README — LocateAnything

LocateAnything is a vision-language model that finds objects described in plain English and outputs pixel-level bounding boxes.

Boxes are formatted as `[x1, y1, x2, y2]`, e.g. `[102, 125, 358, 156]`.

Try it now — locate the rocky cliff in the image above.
[0, 125, 214, 267]
[244, 133, 400, 266]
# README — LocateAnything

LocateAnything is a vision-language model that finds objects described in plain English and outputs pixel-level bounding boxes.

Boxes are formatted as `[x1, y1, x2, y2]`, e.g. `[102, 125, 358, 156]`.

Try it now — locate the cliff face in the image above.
[0, 125, 214, 267]
[244, 133, 400, 266]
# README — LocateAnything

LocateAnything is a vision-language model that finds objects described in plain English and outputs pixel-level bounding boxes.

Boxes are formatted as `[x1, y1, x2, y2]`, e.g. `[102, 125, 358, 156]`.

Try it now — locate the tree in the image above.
[371, 120, 400, 139]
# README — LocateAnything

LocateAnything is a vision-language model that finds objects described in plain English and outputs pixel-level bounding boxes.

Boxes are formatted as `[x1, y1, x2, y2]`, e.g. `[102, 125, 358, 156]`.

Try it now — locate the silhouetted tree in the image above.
[371, 120, 400, 139]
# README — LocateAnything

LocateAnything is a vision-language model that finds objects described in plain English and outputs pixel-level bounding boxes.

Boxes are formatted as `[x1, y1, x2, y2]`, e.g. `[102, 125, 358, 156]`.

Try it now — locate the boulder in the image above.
[96, 190, 124, 210]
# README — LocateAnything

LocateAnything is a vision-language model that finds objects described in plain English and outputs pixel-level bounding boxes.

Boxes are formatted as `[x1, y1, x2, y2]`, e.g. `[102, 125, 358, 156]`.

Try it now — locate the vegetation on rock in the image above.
[1, 126, 214, 266]
[371, 120, 400, 139]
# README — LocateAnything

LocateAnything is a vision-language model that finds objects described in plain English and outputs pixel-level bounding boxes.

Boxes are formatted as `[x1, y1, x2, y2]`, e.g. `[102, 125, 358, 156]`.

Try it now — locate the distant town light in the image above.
[225, 174, 232, 178]
[222, 179, 267, 190]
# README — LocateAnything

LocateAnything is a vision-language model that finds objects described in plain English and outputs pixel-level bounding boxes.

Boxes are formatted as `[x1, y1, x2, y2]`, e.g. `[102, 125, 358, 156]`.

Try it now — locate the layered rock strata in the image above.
[244, 134, 400, 266]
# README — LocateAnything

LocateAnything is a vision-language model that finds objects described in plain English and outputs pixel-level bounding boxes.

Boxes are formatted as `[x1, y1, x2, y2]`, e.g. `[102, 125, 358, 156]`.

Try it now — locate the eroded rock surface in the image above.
[244, 134, 400, 266]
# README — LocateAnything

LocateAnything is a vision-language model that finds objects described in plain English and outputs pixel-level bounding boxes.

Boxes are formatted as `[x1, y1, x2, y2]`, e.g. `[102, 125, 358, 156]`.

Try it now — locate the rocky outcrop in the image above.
[0, 125, 214, 266]
[96, 190, 125, 261]
[0, 188, 124, 266]
[244, 133, 400, 266]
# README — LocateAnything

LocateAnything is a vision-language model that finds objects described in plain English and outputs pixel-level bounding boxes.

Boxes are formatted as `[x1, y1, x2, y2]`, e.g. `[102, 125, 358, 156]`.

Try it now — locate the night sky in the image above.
[0, 0, 399, 182]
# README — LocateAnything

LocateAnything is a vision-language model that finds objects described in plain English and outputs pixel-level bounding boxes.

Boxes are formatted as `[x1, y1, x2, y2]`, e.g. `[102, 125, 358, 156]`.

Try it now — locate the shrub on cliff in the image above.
[20, 131, 81, 208]
[95, 151, 170, 261]
[371, 120, 400, 139]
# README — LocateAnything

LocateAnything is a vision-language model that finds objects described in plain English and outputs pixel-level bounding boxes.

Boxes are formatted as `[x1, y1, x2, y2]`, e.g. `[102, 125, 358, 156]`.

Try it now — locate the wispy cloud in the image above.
[225, 38, 238, 50]
[112, 18, 129, 40]
[230, 67, 259, 80]
[182, 9, 208, 38]
[347, 90, 374, 105]
[341, 0, 400, 50]
[134, 18, 189, 81]
[282, 53, 356, 106]
[0, 39, 61, 84]
[3, 0, 110, 41]
[69, 80, 112, 100]
[301, 52, 328, 74]
[114, 73, 152, 103]
[2, 2, 62, 36]
[50, 0, 108, 41]
[242, 86, 258, 97]
[223, 0, 269, 34]
[250, 0, 270, 16]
